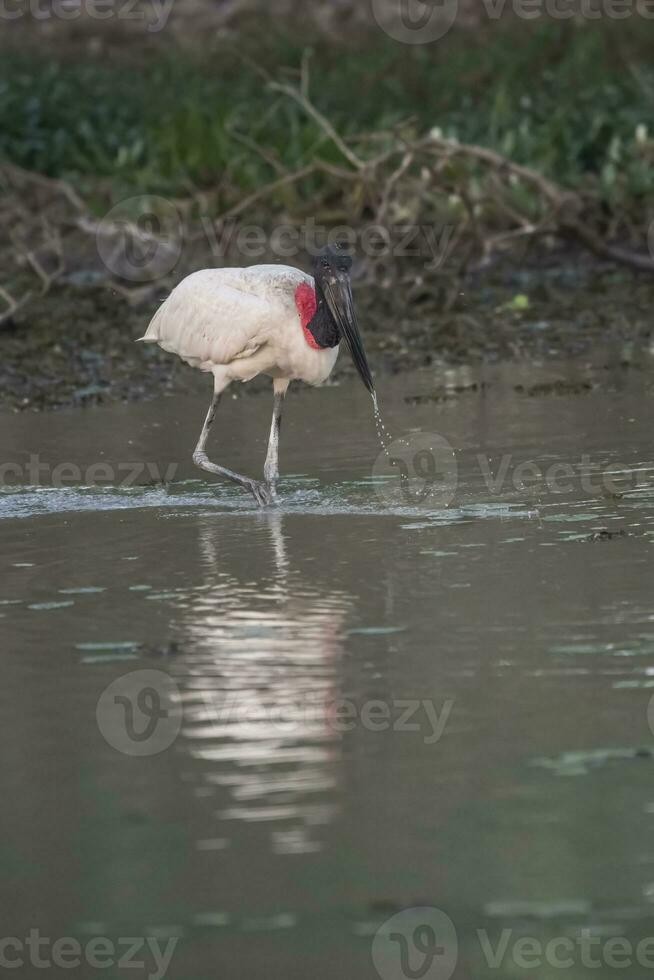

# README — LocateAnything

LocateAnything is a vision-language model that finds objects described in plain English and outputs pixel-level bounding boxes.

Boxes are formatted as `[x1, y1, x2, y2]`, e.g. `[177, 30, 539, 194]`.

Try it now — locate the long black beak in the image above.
[323, 274, 375, 395]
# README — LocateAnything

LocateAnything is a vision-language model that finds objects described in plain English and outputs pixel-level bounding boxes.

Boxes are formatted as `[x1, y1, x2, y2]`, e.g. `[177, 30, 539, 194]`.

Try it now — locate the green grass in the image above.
[1, 19, 653, 214]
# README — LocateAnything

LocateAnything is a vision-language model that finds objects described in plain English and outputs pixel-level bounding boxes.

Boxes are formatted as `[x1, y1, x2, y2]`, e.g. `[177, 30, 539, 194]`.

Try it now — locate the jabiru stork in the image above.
[138, 244, 375, 506]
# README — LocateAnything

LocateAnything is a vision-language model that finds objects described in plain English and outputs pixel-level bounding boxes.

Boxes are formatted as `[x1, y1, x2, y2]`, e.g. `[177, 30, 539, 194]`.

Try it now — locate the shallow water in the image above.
[2, 358, 654, 979]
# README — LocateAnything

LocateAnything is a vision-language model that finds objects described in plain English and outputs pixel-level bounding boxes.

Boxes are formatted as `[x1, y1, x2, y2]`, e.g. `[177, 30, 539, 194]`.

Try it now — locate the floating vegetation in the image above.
[28, 601, 74, 611]
[59, 586, 106, 594]
[346, 626, 407, 636]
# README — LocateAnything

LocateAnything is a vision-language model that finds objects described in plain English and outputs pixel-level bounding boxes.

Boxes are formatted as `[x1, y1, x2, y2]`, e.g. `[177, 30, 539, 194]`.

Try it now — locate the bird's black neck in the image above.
[307, 282, 339, 349]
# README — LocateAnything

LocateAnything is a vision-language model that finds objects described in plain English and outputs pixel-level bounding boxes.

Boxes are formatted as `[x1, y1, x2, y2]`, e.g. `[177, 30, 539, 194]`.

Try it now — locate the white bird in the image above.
[138, 244, 375, 506]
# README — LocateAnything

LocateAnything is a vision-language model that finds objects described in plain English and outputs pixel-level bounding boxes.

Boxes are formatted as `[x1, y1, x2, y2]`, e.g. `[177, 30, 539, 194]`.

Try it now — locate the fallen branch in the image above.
[559, 217, 654, 272]
[1, 82, 652, 335]
[0, 284, 34, 327]
[423, 134, 653, 273]
[268, 85, 654, 275]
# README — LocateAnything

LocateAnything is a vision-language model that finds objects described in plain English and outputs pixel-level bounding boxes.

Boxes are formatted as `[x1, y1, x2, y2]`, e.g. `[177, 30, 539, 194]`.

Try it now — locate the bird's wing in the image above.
[139, 267, 311, 368]
[139, 271, 273, 366]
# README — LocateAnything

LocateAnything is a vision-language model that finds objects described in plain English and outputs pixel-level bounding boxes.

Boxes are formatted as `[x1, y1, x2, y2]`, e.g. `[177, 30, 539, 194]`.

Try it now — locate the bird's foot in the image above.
[248, 480, 277, 507]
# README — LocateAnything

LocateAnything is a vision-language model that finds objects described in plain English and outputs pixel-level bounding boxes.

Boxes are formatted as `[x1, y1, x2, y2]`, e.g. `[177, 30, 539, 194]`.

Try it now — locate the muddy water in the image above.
[1, 357, 654, 980]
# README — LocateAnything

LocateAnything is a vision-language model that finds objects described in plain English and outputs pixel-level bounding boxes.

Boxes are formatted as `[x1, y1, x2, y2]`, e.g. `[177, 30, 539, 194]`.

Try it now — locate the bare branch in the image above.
[268, 81, 365, 171]
[0, 284, 33, 327]
[213, 163, 319, 223]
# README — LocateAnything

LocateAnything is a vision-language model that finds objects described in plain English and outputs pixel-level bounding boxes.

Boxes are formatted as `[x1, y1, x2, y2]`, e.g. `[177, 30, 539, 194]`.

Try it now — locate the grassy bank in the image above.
[1, 20, 653, 216]
[1, 17, 654, 412]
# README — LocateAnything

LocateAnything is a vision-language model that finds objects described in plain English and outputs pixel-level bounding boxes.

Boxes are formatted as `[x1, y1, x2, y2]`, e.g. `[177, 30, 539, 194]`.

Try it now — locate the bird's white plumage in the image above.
[139, 265, 339, 389]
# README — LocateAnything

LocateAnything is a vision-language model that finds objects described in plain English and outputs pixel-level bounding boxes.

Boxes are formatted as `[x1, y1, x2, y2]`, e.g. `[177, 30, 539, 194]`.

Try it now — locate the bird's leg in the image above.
[263, 382, 288, 499]
[193, 391, 274, 507]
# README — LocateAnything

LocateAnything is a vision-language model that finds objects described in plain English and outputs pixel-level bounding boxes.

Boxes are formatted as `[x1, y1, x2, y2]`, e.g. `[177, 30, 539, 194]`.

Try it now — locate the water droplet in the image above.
[371, 391, 391, 456]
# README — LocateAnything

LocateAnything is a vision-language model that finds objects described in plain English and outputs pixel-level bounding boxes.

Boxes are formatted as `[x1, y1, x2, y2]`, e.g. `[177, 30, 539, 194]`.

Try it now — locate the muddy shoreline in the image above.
[1, 258, 652, 412]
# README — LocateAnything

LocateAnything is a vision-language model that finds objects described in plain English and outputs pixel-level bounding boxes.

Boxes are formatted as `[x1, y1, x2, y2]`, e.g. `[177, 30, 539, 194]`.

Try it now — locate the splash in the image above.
[0, 482, 538, 523]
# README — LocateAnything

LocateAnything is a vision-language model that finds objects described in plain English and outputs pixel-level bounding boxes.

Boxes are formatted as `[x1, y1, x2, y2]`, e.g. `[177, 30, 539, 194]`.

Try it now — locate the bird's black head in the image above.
[312, 244, 374, 396]
[313, 242, 353, 280]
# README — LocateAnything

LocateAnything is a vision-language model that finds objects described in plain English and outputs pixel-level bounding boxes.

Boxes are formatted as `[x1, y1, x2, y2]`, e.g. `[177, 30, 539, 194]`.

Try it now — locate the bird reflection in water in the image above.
[173, 512, 351, 855]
